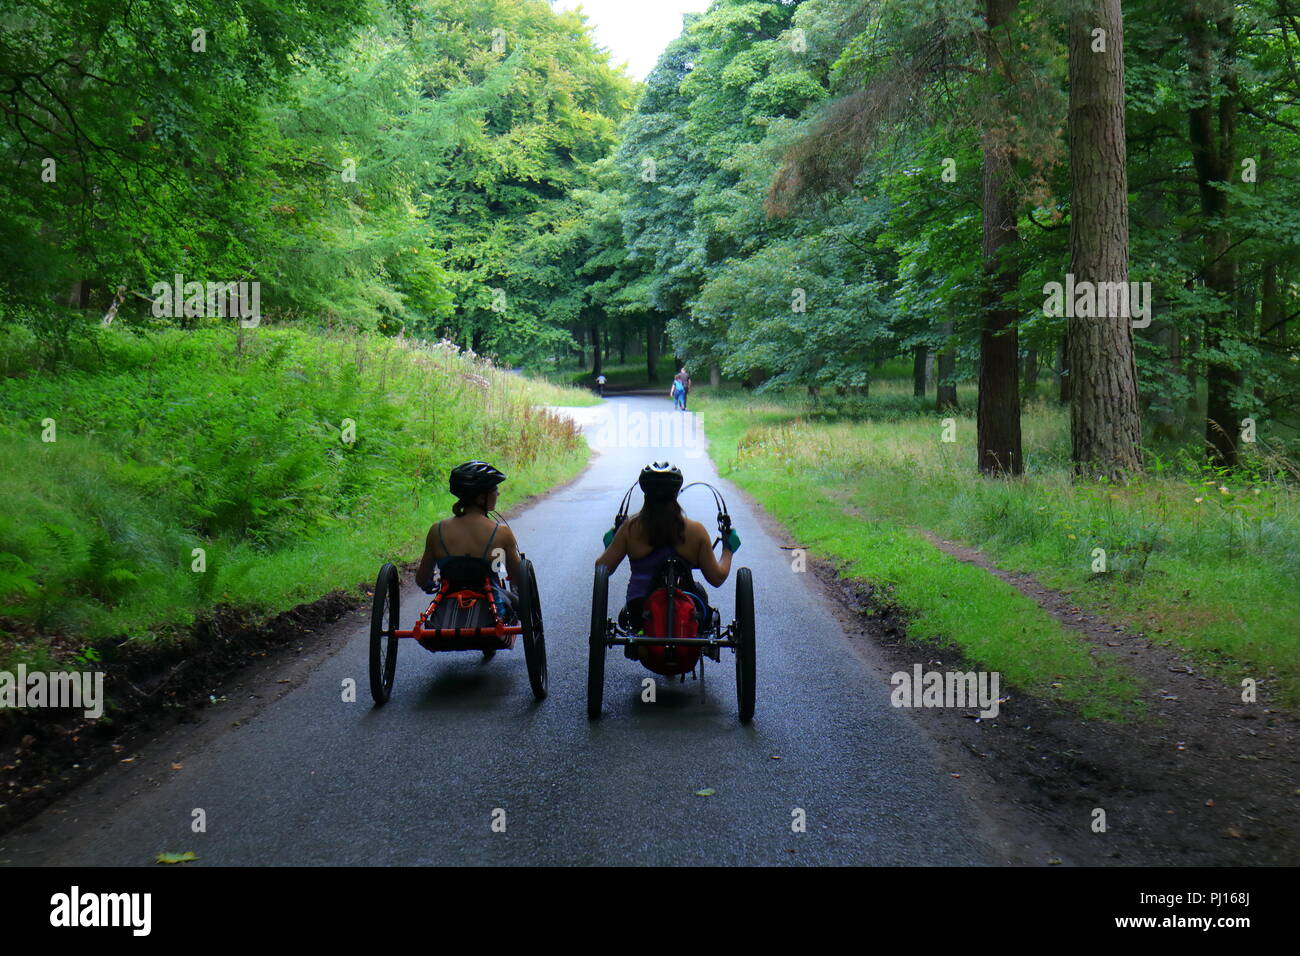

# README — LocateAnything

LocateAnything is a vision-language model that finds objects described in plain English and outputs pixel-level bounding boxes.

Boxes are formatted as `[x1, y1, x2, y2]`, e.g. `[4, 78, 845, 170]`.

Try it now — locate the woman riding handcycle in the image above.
[589, 462, 755, 722]
[367, 461, 547, 705]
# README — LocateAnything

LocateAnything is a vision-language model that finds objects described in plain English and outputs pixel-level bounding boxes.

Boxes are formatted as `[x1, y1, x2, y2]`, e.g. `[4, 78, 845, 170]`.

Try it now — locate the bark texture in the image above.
[975, 0, 1023, 476]
[912, 346, 927, 397]
[1067, 0, 1144, 476]
[1185, 2, 1240, 466]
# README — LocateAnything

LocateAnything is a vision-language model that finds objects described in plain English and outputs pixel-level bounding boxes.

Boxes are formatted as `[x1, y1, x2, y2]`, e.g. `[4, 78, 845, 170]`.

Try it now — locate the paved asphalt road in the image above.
[3, 395, 995, 865]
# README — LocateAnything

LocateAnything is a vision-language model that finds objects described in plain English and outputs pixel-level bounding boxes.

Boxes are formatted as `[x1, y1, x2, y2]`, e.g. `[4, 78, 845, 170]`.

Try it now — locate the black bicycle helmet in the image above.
[449, 460, 506, 498]
[638, 461, 683, 498]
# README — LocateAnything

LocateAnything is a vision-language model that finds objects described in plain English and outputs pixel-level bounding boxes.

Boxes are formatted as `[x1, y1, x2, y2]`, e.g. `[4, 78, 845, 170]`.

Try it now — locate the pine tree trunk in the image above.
[912, 346, 927, 397]
[1067, 0, 1143, 477]
[975, 0, 1022, 476]
[1024, 348, 1038, 397]
[975, 136, 1022, 475]
[645, 315, 659, 383]
[936, 321, 958, 410]
[1257, 263, 1275, 402]
[1186, 3, 1239, 466]
[590, 320, 602, 376]
[1057, 332, 1071, 404]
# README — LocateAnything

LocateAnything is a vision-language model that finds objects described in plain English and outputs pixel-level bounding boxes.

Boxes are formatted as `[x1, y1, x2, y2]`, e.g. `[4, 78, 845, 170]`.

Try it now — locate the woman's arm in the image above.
[497, 526, 523, 585]
[692, 520, 733, 587]
[414, 524, 439, 591]
[595, 521, 629, 572]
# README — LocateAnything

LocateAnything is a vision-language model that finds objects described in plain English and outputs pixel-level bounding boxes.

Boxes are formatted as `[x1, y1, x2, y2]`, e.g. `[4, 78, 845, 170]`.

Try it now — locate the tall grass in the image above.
[698, 386, 1300, 707]
[0, 327, 594, 666]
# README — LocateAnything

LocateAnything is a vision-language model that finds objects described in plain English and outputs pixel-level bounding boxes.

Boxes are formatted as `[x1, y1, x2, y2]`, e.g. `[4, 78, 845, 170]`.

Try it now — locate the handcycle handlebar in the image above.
[606, 479, 737, 552]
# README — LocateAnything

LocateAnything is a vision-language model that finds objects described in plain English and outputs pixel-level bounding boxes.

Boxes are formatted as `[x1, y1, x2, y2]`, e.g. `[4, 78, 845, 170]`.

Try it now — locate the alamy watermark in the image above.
[890, 665, 1001, 719]
[1042, 274, 1151, 328]
[592, 404, 704, 458]
[151, 273, 261, 327]
[50, 886, 150, 936]
[0, 665, 104, 719]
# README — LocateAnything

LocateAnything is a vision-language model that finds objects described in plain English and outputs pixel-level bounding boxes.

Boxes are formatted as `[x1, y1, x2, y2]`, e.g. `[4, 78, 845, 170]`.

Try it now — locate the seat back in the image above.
[639, 557, 704, 675]
[649, 556, 692, 592]
[438, 555, 495, 591]
[427, 588, 496, 632]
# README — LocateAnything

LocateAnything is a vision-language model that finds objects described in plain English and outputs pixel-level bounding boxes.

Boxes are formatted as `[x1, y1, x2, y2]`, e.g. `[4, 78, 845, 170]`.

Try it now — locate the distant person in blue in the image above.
[673, 365, 692, 410]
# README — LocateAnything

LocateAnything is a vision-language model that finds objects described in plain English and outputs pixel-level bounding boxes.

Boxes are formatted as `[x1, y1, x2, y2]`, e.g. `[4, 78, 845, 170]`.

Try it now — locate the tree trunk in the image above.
[618, 326, 627, 365]
[590, 320, 602, 376]
[1023, 348, 1038, 397]
[1057, 331, 1071, 404]
[1186, 3, 1239, 466]
[645, 315, 659, 383]
[1067, 0, 1143, 477]
[709, 363, 720, 387]
[912, 346, 927, 397]
[975, 136, 1022, 475]
[1150, 315, 1181, 440]
[974, 0, 1022, 477]
[1185, 324, 1199, 410]
[936, 321, 958, 410]
[1257, 262, 1277, 403]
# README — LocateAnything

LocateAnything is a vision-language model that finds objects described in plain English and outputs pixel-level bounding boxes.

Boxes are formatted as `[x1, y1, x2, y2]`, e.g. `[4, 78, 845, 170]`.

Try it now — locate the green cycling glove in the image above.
[723, 528, 741, 553]
[603, 528, 616, 548]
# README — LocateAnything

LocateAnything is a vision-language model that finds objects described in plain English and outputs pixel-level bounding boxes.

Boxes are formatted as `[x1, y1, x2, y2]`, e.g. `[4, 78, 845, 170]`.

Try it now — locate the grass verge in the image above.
[0, 326, 594, 668]
[696, 382, 1299, 714]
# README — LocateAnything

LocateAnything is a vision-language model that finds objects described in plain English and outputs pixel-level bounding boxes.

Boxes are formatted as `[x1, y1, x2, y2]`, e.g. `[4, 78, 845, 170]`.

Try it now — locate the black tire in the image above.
[735, 567, 755, 723]
[518, 558, 547, 700]
[369, 563, 400, 705]
[588, 564, 609, 719]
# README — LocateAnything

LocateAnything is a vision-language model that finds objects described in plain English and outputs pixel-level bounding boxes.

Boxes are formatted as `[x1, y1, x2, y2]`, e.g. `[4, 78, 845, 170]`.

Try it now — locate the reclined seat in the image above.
[427, 556, 513, 632]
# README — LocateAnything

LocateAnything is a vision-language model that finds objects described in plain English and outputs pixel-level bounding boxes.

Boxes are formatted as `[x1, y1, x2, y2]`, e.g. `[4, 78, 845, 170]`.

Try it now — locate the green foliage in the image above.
[0, 327, 591, 655]
[700, 385, 1300, 707]
[0, 0, 633, 363]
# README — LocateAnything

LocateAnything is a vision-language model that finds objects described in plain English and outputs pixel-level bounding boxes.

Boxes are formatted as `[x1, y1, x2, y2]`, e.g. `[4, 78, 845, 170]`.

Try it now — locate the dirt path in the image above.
[814, 530, 1299, 865]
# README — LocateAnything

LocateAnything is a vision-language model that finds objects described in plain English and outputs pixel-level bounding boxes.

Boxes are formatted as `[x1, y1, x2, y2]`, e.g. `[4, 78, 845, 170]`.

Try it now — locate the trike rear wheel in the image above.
[519, 558, 547, 700]
[588, 564, 609, 719]
[735, 567, 755, 723]
[369, 563, 400, 705]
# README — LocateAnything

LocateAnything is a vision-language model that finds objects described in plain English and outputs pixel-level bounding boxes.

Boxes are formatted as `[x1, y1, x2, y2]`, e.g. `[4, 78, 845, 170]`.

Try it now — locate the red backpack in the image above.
[640, 586, 702, 676]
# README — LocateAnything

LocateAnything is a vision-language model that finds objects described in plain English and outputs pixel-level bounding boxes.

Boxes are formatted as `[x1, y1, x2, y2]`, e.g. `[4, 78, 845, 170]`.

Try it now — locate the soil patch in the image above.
[811, 543, 1300, 866]
[0, 590, 363, 837]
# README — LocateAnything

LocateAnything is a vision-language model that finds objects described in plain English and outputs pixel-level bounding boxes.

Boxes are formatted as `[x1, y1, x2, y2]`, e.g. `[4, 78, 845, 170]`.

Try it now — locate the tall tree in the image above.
[1066, 0, 1144, 475]
[975, 0, 1023, 476]
[1184, 0, 1240, 466]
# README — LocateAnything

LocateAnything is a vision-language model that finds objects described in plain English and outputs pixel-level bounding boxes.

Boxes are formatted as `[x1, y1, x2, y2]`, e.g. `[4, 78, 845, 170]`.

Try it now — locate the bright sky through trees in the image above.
[553, 0, 711, 79]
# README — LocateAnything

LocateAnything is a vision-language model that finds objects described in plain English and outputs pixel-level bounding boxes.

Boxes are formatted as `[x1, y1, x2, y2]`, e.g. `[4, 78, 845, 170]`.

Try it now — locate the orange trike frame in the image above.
[395, 578, 521, 653]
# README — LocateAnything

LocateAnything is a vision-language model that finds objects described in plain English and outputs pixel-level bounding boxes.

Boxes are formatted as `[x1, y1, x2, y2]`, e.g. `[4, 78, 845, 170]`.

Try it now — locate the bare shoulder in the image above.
[496, 522, 519, 550]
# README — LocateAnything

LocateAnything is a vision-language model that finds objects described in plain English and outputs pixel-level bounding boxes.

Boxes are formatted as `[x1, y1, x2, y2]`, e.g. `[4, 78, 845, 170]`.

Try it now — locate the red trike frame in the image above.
[396, 578, 521, 652]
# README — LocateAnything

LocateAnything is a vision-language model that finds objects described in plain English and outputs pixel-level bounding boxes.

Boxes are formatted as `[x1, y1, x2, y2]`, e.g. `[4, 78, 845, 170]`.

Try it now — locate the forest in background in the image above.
[3, 0, 1298, 476]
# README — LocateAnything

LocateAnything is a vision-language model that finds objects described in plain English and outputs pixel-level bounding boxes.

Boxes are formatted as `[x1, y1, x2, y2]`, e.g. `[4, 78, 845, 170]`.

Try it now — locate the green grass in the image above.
[695, 383, 1300, 713]
[0, 327, 594, 668]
